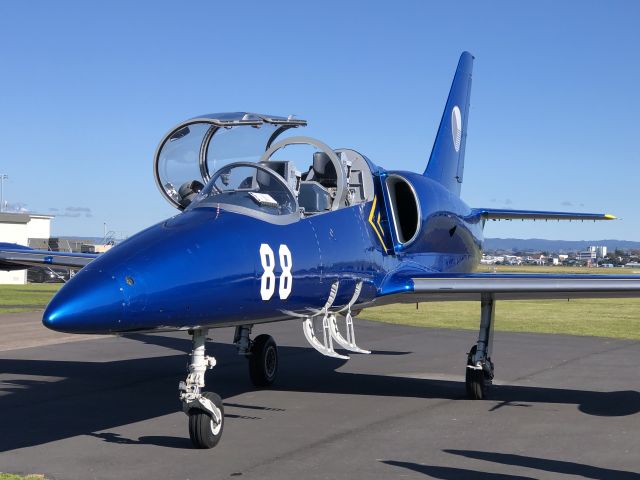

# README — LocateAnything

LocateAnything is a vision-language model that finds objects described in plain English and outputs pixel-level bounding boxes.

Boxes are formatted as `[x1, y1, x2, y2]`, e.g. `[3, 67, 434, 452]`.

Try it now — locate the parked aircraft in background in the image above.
[2, 52, 639, 449]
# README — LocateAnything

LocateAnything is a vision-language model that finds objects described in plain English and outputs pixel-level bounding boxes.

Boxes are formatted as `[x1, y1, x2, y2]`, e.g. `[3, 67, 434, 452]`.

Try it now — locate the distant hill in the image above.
[484, 238, 640, 252]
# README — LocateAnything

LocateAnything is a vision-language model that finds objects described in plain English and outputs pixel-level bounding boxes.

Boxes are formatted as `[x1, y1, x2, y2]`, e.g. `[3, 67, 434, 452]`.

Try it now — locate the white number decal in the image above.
[278, 244, 293, 300]
[259, 243, 293, 300]
[259, 243, 276, 300]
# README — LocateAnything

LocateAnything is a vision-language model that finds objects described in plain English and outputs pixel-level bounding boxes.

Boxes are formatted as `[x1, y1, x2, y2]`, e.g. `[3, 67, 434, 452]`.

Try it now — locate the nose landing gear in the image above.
[179, 328, 224, 449]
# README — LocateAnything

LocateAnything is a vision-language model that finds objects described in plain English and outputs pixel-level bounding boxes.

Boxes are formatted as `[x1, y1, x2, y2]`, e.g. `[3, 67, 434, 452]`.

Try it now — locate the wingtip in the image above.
[604, 214, 617, 220]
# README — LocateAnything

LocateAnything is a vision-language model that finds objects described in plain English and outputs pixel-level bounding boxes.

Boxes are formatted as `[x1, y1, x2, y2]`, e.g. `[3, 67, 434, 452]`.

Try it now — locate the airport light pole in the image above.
[0, 174, 7, 213]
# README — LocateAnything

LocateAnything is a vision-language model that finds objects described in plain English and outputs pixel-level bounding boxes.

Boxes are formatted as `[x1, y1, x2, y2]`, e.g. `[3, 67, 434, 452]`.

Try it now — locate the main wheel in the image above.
[188, 392, 224, 449]
[248, 334, 278, 387]
[465, 366, 486, 400]
[465, 345, 488, 400]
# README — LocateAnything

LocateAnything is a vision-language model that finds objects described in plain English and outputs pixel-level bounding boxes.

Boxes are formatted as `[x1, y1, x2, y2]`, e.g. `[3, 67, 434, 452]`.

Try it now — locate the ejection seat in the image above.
[298, 152, 337, 214]
[305, 152, 338, 187]
[177, 180, 204, 208]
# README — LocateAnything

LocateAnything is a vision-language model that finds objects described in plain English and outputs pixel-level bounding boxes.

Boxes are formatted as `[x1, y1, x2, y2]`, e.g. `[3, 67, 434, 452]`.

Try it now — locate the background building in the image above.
[0, 212, 53, 284]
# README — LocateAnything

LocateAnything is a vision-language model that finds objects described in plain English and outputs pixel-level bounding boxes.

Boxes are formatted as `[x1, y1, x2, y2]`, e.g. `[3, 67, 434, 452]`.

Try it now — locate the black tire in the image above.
[188, 392, 224, 449]
[465, 367, 486, 400]
[248, 334, 278, 387]
[465, 345, 487, 400]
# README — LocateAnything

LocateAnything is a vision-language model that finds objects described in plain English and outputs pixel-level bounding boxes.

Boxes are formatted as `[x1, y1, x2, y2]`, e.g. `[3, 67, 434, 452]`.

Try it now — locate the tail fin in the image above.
[423, 52, 474, 196]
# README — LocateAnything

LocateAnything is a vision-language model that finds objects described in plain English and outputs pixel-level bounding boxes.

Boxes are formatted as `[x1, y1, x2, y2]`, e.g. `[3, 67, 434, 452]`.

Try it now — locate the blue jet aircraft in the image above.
[2, 52, 639, 449]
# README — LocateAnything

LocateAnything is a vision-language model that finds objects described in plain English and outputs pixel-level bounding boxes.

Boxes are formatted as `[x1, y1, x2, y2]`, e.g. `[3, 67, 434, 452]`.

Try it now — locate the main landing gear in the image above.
[234, 325, 279, 387]
[179, 328, 224, 449]
[465, 293, 496, 400]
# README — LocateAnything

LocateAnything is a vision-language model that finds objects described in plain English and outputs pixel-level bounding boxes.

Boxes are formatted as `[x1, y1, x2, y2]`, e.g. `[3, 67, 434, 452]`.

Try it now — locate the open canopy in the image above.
[154, 112, 307, 209]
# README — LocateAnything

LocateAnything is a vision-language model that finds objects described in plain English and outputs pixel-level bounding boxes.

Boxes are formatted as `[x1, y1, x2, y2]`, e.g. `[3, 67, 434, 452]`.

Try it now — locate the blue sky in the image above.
[1, 1, 638, 240]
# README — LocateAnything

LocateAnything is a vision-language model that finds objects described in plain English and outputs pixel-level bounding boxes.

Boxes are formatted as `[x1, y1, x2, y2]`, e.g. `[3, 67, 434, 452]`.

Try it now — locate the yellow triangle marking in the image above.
[368, 196, 387, 250]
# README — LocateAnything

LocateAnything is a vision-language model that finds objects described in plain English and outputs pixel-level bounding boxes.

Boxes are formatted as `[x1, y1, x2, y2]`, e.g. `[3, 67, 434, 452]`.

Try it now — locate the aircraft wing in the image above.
[470, 208, 616, 222]
[378, 272, 640, 303]
[0, 243, 97, 270]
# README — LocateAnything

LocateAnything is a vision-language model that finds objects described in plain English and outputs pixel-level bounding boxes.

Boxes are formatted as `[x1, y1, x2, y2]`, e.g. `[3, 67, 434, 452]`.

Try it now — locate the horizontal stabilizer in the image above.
[470, 208, 616, 222]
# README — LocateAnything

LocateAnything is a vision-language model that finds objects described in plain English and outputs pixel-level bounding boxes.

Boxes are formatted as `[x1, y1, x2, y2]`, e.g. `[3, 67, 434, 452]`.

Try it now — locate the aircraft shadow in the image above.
[0, 334, 638, 452]
[383, 456, 640, 480]
[87, 432, 192, 449]
[382, 460, 537, 479]
[442, 450, 640, 480]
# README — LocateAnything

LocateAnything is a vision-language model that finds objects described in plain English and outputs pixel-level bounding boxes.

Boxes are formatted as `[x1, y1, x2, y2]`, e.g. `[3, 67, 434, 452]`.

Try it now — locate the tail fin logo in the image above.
[451, 106, 462, 152]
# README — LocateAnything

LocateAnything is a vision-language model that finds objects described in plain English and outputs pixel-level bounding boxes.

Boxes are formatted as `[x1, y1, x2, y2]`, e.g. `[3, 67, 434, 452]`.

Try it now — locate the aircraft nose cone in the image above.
[42, 209, 225, 334]
[43, 267, 143, 333]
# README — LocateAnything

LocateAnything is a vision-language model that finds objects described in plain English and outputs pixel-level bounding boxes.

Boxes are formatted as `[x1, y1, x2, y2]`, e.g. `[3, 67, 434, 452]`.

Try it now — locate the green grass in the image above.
[362, 265, 640, 340]
[0, 474, 46, 480]
[477, 264, 640, 274]
[363, 298, 640, 340]
[0, 284, 62, 313]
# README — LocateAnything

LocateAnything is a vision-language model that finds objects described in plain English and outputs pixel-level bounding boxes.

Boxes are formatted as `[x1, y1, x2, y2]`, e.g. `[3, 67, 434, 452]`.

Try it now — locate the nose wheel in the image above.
[188, 392, 224, 449]
[248, 334, 278, 387]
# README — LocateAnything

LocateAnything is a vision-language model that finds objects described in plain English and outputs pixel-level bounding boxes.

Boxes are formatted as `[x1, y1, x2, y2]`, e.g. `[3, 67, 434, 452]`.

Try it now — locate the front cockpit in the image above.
[190, 163, 298, 219]
[154, 112, 376, 222]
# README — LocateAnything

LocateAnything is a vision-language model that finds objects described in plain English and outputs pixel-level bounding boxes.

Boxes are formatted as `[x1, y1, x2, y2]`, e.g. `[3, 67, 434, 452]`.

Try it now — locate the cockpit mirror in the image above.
[169, 126, 190, 141]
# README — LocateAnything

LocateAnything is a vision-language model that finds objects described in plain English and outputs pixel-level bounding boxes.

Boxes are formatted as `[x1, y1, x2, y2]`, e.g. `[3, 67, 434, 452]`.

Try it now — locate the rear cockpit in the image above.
[154, 113, 375, 221]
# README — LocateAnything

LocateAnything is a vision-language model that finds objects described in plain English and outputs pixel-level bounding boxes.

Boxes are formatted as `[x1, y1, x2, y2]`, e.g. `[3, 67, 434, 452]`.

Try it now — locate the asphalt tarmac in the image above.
[0, 312, 638, 479]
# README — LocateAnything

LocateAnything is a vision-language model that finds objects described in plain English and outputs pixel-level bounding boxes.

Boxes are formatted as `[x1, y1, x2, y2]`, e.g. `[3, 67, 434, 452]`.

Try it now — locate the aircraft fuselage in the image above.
[43, 170, 482, 334]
